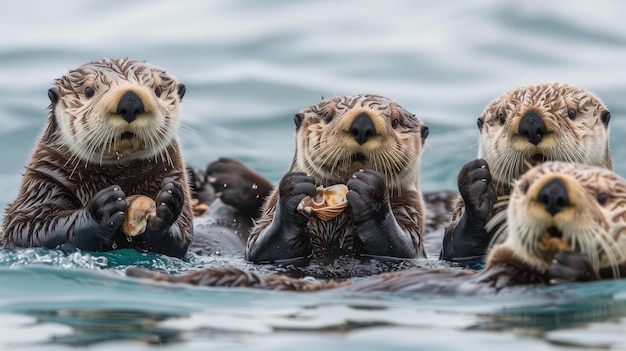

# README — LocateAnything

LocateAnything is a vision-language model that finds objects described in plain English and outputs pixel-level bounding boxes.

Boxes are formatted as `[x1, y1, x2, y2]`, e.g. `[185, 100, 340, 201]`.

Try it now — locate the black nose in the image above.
[518, 110, 548, 145]
[349, 112, 376, 145]
[537, 178, 569, 216]
[117, 91, 145, 123]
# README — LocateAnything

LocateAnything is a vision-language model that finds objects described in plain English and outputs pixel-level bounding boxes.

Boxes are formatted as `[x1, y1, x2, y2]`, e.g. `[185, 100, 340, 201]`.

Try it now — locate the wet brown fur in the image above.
[246, 94, 427, 257]
[129, 162, 626, 293]
[448, 82, 612, 242]
[1, 58, 193, 253]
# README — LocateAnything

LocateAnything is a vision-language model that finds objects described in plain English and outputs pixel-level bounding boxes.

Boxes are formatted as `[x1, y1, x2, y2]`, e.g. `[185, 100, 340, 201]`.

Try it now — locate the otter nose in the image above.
[349, 112, 376, 145]
[518, 110, 547, 145]
[117, 91, 145, 123]
[537, 178, 569, 216]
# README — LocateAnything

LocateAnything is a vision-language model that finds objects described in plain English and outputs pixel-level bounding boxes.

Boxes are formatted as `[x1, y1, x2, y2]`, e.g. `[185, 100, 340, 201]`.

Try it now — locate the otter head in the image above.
[292, 94, 428, 194]
[504, 161, 626, 277]
[477, 82, 612, 190]
[46, 58, 186, 165]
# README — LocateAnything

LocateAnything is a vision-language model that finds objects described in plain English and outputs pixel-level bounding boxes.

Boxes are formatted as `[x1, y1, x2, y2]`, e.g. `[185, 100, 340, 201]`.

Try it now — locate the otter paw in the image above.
[147, 178, 185, 233]
[548, 251, 601, 284]
[458, 159, 496, 220]
[186, 164, 215, 206]
[346, 169, 388, 223]
[277, 172, 316, 226]
[88, 185, 127, 232]
[206, 157, 272, 215]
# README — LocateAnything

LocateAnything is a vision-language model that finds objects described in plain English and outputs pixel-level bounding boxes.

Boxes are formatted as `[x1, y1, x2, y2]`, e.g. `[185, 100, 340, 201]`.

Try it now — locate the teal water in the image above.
[2, 0, 626, 349]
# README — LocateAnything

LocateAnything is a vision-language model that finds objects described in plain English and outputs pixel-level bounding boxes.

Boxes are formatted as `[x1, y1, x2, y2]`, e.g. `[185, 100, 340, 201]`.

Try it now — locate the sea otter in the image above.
[127, 162, 626, 292]
[1, 58, 192, 258]
[441, 82, 612, 262]
[244, 94, 429, 263]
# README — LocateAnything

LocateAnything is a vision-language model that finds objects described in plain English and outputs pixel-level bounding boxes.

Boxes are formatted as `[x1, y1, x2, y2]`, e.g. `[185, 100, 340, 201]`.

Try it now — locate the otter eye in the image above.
[498, 112, 506, 125]
[519, 180, 529, 194]
[84, 87, 94, 98]
[597, 193, 608, 205]
[567, 108, 576, 120]
[391, 119, 399, 129]
[322, 112, 333, 123]
[155, 86, 162, 98]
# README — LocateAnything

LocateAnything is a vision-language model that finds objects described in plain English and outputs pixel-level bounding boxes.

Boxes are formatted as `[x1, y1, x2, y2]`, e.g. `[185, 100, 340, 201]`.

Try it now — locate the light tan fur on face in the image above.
[293, 94, 426, 195]
[52, 58, 182, 165]
[479, 82, 612, 192]
[502, 162, 626, 277]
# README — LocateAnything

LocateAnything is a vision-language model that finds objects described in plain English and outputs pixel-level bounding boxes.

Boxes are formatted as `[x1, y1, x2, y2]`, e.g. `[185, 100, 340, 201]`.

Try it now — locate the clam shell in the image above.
[122, 195, 157, 236]
[297, 184, 349, 221]
[539, 229, 570, 252]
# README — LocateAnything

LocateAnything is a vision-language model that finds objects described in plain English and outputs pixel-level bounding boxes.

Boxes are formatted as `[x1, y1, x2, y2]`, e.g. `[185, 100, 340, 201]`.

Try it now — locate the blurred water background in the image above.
[1, 0, 626, 349]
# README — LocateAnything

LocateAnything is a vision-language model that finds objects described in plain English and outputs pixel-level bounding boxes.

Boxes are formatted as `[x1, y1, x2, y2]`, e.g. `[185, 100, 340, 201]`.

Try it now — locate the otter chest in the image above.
[306, 211, 359, 254]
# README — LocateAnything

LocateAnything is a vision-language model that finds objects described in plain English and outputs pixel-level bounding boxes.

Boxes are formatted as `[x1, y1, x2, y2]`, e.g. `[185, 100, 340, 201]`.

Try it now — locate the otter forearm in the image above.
[354, 209, 418, 258]
[246, 203, 311, 263]
[479, 246, 549, 289]
[134, 224, 190, 259]
[2, 210, 69, 249]
[3, 207, 109, 251]
[441, 211, 491, 262]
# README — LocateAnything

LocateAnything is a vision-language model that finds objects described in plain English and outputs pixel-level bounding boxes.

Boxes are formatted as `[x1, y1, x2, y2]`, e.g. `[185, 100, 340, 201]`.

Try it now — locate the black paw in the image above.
[147, 178, 185, 233]
[277, 172, 316, 226]
[549, 251, 601, 284]
[206, 157, 273, 218]
[346, 169, 388, 223]
[458, 159, 496, 220]
[186, 164, 215, 205]
[88, 185, 127, 237]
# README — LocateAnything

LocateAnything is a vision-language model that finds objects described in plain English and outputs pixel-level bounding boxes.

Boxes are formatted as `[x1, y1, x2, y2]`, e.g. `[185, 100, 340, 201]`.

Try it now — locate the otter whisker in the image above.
[488, 213, 508, 245]
[593, 227, 622, 278]
[577, 228, 601, 273]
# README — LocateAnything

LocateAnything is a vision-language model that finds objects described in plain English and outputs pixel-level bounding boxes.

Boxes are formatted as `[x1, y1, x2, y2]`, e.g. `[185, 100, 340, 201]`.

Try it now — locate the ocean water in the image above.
[1, 0, 626, 349]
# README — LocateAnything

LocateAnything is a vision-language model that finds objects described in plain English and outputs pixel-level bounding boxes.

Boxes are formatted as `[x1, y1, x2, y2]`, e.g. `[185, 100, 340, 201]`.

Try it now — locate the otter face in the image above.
[292, 94, 429, 193]
[48, 58, 186, 164]
[477, 82, 612, 186]
[505, 161, 626, 276]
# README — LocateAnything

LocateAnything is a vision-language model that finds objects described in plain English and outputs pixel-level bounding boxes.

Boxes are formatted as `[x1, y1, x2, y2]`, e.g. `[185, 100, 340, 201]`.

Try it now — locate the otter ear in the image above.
[177, 84, 186, 101]
[601, 110, 611, 127]
[294, 112, 304, 129]
[48, 88, 59, 105]
[477, 117, 484, 130]
[420, 125, 429, 140]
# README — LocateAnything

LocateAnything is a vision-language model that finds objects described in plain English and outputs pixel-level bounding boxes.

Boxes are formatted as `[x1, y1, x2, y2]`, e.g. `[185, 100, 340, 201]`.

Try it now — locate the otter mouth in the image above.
[529, 153, 546, 166]
[539, 226, 570, 251]
[352, 153, 367, 163]
[112, 132, 140, 153]
[120, 132, 136, 140]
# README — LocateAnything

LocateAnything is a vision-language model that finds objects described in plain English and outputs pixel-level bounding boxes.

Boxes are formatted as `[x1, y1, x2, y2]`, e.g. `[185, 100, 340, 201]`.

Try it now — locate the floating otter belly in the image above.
[244, 94, 430, 263]
[1, 58, 193, 258]
[441, 82, 612, 262]
[127, 162, 626, 292]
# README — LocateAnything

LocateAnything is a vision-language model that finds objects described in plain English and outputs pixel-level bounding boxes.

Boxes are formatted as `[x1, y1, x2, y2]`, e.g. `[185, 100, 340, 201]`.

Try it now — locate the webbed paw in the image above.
[458, 159, 496, 220]
[277, 172, 316, 226]
[146, 178, 185, 233]
[549, 251, 601, 284]
[346, 169, 388, 223]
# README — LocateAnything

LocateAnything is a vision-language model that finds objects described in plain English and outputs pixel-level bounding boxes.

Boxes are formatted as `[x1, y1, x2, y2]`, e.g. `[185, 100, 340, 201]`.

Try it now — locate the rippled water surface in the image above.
[2, 1, 626, 349]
